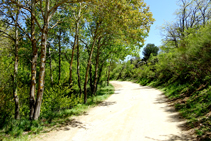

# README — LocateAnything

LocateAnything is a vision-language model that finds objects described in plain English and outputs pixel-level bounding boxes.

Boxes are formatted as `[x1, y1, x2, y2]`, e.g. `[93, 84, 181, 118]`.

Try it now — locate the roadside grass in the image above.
[137, 79, 211, 140]
[0, 84, 114, 141]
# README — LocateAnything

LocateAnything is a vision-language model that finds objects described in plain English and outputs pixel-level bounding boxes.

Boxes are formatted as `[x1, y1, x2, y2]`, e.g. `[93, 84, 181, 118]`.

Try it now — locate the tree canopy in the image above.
[142, 43, 159, 61]
[0, 0, 154, 127]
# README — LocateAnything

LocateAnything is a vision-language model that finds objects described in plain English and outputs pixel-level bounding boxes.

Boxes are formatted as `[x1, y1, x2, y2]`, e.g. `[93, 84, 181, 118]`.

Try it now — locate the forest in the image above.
[110, 0, 211, 139]
[0, 0, 154, 139]
[0, 0, 211, 140]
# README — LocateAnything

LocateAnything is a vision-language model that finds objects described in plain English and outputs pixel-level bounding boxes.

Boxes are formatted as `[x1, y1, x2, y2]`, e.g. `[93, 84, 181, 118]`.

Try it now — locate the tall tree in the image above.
[0, 0, 21, 119]
[29, 0, 37, 120]
[142, 43, 159, 61]
[161, 0, 211, 49]
[13, 0, 20, 119]
[7, 0, 89, 120]
[69, 2, 82, 86]
[82, 0, 154, 103]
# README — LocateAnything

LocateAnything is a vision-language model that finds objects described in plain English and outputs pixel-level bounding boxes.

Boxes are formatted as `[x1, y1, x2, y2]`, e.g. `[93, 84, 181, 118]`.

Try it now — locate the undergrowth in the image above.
[0, 84, 114, 141]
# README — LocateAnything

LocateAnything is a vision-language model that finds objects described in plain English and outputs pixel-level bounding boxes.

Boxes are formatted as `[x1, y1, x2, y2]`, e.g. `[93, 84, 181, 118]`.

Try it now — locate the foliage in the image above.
[0, 0, 154, 138]
[0, 84, 114, 140]
[142, 43, 159, 61]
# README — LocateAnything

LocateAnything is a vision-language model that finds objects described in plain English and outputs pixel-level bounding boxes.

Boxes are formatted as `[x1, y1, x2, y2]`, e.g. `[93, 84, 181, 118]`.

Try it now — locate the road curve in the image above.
[31, 81, 195, 141]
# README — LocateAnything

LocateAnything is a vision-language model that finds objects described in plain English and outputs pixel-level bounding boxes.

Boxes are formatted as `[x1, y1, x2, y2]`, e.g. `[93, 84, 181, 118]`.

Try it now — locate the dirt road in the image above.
[32, 81, 195, 141]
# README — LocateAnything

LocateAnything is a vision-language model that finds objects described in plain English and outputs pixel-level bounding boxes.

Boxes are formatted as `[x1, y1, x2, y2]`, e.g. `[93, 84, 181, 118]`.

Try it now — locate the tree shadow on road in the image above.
[152, 93, 197, 140]
[134, 86, 155, 90]
[145, 134, 197, 141]
[98, 101, 116, 106]
[59, 118, 86, 130]
[42, 118, 87, 133]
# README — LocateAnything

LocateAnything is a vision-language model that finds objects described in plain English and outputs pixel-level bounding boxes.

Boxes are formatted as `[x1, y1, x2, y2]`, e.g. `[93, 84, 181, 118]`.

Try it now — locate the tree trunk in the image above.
[76, 3, 82, 96]
[69, 32, 77, 86]
[97, 64, 103, 86]
[84, 34, 98, 104]
[89, 64, 94, 94]
[76, 35, 81, 96]
[33, 0, 49, 120]
[93, 39, 101, 96]
[29, 0, 37, 120]
[58, 30, 61, 82]
[107, 60, 111, 86]
[70, 3, 81, 86]
[49, 45, 53, 85]
[13, 5, 20, 119]
[77, 37, 82, 97]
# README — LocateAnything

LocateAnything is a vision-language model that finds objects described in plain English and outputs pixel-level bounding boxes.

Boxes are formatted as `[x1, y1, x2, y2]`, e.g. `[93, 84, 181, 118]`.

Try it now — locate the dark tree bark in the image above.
[83, 22, 100, 104]
[93, 38, 102, 96]
[107, 60, 111, 86]
[84, 35, 98, 103]
[89, 63, 94, 94]
[76, 36, 81, 96]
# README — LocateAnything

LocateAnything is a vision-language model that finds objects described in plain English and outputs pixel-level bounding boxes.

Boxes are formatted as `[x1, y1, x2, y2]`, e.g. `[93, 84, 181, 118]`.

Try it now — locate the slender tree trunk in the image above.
[69, 31, 77, 86]
[76, 3, 82, 96]
[202, 13, 205, 26]
[97, 57, 109, 86]
[29, 0, 37, 120]
[93, 39, 101, 96]
[49, 45, 53, 85]
[69, 26, 78, 85]
[89, 64, 94, 94]
[58, 30, 61, 82]
[13, 5, 20, 119]
[96, 51, 115, 87]
[70, 4, 81, 86]
[107, 60, 111, 86]
[33, 0, 49, 120]
[76, 36, 81, 96]
[181, 7, 185, 39]
[97, 64, 103, 86]
[84, 35, 98, 104]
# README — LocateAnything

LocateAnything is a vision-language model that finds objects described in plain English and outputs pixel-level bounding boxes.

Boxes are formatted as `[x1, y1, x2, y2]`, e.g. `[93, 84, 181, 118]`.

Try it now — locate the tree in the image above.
[0, 0, 154, 122]
[161, 0, 211, 49]
[7, 0, 90, 120]
[142, 43, 159, 61]
[0, 0, 21, 119]
[82, 0, 154, 104]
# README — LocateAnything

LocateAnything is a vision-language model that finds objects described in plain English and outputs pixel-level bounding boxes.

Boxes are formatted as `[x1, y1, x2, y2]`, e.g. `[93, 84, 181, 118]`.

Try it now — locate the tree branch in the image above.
[0, 31, 15, 41]
[8, 0, 31, 12]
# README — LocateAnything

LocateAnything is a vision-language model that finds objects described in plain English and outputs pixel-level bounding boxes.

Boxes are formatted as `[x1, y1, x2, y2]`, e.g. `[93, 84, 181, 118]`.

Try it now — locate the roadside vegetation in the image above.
[0, 84, 114, 141]
[110, 0, 211, 140]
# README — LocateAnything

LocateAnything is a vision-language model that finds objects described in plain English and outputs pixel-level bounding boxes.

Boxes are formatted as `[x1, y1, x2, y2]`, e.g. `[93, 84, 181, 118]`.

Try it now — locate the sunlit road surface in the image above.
[32, 81, 195, 141]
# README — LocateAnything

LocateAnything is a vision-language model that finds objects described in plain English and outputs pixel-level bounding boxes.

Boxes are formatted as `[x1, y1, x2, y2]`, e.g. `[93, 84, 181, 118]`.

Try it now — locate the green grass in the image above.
[0, 84, 114, 141]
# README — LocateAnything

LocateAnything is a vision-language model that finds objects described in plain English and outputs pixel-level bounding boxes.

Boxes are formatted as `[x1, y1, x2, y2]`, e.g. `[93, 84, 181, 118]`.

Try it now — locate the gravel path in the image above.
[31, 81, 195, 141]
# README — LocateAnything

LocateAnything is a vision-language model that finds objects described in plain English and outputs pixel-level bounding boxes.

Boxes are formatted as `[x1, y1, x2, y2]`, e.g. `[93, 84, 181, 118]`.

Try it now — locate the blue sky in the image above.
[139, 0, 179, 57]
